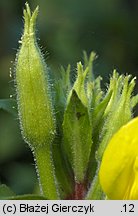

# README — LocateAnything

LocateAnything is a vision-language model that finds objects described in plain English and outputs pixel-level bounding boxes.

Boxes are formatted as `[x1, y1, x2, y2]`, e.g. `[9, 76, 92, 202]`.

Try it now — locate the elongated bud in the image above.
[15, 3, 55, 148]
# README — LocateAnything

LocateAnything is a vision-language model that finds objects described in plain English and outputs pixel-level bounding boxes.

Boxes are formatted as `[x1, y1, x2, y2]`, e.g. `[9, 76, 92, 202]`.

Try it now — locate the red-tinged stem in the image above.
[65, 182, 86, 200]
[74, 182, 86, 200]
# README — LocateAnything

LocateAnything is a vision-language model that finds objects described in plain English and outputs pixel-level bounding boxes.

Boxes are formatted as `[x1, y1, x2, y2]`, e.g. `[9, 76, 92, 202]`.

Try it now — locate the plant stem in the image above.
[74, 182, 86, 200]
[34, 145, 59, 199]
[85, 174, 103, 199]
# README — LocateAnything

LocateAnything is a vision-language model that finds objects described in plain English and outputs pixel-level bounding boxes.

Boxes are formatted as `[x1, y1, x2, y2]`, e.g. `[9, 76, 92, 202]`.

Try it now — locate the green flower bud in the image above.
[67, 62, 88, 107]
[15, 3, 55, 148]
[97, 71, 136, 161]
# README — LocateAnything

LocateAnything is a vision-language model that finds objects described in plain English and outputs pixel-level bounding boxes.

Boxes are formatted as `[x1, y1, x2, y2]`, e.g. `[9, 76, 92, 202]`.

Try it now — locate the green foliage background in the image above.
[0, 0, 138, 196]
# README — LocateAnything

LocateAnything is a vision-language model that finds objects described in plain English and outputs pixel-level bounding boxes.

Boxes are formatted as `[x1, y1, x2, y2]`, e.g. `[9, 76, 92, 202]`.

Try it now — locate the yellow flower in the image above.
[99, 117, 138, 200]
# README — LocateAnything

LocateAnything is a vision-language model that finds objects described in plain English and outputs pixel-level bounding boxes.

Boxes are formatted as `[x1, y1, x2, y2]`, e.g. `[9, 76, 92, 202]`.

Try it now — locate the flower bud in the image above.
[15, 3, 55, 148]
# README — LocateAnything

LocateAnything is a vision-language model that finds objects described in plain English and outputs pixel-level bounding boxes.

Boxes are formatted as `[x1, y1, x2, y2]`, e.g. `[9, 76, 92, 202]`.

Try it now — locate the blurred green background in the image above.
[0, 0, 138, 196]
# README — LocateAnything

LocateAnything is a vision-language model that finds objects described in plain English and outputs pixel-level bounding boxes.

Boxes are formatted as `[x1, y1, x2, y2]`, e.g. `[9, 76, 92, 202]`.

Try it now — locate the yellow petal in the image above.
[128, 157, 138, 199]
[99, 117, 138, 199]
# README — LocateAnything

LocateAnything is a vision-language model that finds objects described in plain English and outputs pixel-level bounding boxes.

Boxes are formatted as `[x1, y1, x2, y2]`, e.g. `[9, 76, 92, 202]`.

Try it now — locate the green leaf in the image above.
[54, 65, 71, 130]
[73, 62, 89, 106]
[86, 77, 103, 114]
[62, 90, 92, 182]
[52, 140, 74, 199]
[60, 64, 71, 91]
[0, 184, 15, 199]
[91, 76, 103, 107]
[131, 94, 138, 108]
[8, 194, 47, 200]
[0, 99, 17, 116]
[83, 51, 96, 81]
[92, 90, 112, 131]
[86, 91, 112, 183]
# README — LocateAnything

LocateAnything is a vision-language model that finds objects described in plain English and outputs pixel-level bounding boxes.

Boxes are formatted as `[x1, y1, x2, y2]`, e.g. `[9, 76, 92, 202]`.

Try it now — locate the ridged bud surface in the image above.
[15, 4, 55, 148]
